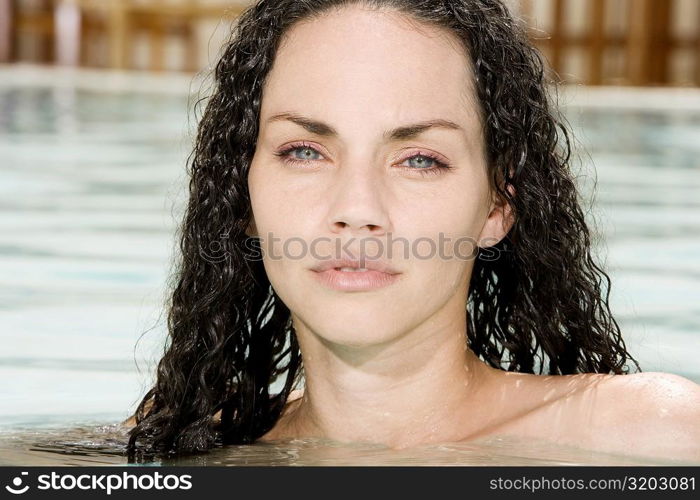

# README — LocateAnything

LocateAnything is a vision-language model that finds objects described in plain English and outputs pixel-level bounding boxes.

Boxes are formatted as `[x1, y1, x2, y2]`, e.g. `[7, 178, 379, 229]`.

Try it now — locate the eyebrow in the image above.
[265, 112, 463, 141]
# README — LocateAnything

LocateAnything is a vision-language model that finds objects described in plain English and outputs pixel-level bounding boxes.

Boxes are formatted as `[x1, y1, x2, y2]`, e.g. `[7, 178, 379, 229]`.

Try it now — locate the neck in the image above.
[283, 300, 501, 448]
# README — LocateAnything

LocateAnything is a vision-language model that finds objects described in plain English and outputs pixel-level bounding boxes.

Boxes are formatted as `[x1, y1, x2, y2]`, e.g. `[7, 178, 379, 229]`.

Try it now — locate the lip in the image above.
[310, 258, 401, 292]
[311, 258, 399, 274]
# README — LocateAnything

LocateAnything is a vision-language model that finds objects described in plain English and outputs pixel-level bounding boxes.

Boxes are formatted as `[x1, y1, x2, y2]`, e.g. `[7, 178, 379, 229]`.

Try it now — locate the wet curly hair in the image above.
[125, 0, 641, 463]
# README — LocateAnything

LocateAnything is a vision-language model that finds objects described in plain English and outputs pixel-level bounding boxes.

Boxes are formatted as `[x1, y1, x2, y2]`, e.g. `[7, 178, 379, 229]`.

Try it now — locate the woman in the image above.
[124, 0, 700, 463]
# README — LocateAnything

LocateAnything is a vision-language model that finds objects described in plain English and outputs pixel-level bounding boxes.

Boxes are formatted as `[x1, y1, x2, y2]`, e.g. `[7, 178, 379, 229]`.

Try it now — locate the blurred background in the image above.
[1, 0, 699, 431]
[3, 0, 700, 84]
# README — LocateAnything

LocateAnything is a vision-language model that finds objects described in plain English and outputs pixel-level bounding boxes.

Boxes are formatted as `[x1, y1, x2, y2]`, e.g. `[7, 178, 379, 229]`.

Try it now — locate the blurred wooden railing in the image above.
[1, 0, 246, 72]
[3, 0, 700, 85]
[518, 0, 700, 86]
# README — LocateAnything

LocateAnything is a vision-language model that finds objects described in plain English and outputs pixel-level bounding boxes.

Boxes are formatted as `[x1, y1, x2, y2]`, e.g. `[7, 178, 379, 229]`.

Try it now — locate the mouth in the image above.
[311, 267, 401, 292]
[312, 258, 399, 274]
[310, 260, 401, 291]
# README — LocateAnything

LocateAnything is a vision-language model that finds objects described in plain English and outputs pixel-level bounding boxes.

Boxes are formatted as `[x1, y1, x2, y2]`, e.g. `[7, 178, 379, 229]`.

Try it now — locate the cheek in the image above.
[401, 187, 487, 260]
[248, 159, 287, 288]
[248, 158, 318, 304]
[396, 184, 486, 301]
[249, 163, 305, 239]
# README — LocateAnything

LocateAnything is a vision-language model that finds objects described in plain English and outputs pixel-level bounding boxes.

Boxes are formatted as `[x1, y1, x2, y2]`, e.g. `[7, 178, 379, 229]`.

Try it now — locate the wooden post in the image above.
[149, 16, 165, 72]
[697, 0, 700, 85]
[588, 0, 605, 85]
[649, 0, 672, 85]
[108, 0, 129, 69]
[185, 0, 200, 72]
[183, 22, 198, 73]
[0, 0, 11, 62]
[626, 0, 652, 85]
[550, 0, 565, 75]
[39, 0, 53, 63]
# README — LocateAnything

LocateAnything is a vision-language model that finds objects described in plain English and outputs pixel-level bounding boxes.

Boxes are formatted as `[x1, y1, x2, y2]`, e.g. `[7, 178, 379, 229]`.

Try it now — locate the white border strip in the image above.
[0, 63, 207, 95]
[2, 64, 700, 111]
[558, 84, 700, 111]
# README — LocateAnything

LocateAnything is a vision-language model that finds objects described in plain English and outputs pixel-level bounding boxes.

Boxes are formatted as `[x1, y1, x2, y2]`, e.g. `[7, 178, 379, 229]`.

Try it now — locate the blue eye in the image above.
[399, 153, 452, 177]
[275, 144, 325, 165]
[405, 154, 437, 169]
[408, 155, 436, 168]
[275, 144, 452, 177]
[289, 146, 322, 161]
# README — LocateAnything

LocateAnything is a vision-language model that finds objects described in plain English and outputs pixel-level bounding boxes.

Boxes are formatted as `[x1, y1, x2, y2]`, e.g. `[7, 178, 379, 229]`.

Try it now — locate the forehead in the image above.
[260, 5, 479, 130]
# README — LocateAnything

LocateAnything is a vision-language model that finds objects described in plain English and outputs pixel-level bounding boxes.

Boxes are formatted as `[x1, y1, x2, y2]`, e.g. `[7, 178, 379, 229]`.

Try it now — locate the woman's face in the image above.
[248, 5, 509, 346]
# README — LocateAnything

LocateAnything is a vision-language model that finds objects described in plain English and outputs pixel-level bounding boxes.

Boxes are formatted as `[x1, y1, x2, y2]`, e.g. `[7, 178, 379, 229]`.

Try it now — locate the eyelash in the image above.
[274, 142, 453, 177]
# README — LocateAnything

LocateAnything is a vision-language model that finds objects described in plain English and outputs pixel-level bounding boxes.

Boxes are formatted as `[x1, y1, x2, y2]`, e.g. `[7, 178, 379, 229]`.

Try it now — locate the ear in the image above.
[477, 184, 515, 248]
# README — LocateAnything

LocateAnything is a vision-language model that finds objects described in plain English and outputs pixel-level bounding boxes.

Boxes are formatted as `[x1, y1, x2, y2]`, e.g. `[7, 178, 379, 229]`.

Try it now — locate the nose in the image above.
[325, 163, 391, 236]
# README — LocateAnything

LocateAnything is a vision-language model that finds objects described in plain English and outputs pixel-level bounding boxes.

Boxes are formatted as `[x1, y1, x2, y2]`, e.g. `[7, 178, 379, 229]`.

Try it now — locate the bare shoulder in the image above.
[601, 371, 700, 415]
[607, 372, 700, 422]
[586, 371, 700, 460]
[487, 371, 700, 461]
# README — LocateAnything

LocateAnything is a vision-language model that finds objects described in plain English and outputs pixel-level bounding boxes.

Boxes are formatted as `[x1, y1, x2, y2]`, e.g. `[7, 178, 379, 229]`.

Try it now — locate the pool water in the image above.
[0, 424, 692, 466]
[0, 67, 698, 466]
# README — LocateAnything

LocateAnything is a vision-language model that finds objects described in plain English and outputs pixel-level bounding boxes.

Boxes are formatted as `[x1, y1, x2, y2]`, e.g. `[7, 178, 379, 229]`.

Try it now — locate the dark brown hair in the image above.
[126, 0, 640, 463]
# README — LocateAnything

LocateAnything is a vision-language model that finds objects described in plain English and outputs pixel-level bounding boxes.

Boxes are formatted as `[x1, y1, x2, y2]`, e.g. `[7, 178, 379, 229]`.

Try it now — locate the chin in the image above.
[270, 270, 422, 346]
[301, 308, 408, 347]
